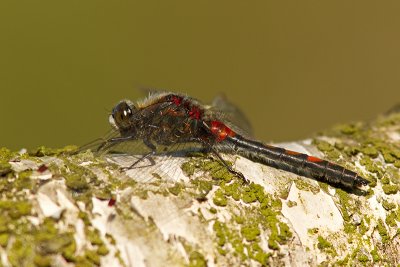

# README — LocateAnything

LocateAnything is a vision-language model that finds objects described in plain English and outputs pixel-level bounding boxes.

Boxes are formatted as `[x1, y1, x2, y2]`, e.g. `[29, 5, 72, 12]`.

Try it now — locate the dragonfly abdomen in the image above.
[225, 135, 369, 189]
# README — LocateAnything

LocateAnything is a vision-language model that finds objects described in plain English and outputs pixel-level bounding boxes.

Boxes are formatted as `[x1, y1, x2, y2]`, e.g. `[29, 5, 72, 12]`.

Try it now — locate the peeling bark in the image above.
[0, 111, 400, 267]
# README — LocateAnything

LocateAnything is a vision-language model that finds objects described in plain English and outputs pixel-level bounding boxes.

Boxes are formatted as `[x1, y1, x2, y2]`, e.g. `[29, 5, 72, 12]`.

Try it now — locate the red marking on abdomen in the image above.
[286, 150, 301, 155]
[210, 121, 236, 141]
[307, 156, 323, 162]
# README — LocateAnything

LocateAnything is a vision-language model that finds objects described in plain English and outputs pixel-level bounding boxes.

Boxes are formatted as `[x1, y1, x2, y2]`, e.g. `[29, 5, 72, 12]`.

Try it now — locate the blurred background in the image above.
[1, 1, 400, 150]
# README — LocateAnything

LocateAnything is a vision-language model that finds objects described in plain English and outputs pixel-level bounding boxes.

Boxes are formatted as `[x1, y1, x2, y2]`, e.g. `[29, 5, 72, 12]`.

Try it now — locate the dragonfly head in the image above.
[110, 100, 137, 132]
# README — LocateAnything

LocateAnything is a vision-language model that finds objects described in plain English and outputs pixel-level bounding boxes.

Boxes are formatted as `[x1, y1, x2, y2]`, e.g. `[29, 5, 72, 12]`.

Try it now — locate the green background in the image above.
[1, 1, 399, 150]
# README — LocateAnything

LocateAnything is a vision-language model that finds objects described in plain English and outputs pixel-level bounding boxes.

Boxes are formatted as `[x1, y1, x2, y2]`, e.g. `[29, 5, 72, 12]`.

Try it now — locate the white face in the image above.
[109, 114, 117, 129]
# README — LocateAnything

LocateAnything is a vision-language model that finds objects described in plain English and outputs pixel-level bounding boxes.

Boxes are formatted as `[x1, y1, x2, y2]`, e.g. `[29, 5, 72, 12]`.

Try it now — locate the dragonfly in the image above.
[83, 92, 369, 189]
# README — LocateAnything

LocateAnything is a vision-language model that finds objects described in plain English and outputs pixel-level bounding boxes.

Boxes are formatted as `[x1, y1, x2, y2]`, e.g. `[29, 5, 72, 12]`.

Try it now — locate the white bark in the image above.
[1, 112, 400, 267]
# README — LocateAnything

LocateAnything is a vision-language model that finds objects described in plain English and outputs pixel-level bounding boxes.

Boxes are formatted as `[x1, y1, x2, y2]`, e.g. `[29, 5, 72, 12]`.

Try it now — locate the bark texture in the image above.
[0, 110, 400, 267]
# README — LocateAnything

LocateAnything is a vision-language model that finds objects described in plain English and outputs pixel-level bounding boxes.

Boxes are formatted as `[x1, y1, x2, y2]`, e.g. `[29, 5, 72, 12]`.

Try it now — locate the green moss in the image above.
[382, 200, 396, 210]
[357, 253, 369, 263]
[366, 177, 377, 188]
[84, 249, 100, 265]
[30, 145, 78, 157]
[382, 184, 399, 195]
[307, 228, 319, 235]
[213, 221, 227, 247]
[391, 148, 400, 159]
[343, 145, 361, 157]
[376, 219, 389, 243]
[181, 161, 196, 176]
[65, 174, 89, 192]
[314, 140, 341, 160]
[222, 181, 241, 201]
[383, 152, 396, 163]
[212, 216, 271, 264]
[394, 160, 400, 168]
[278, 222, 292, 241]
[359, 157, 383, 176]
[189, 251, 207, 267]
[267, 221, 292, 250]
[361, 146, 379, 158]
[213, 190, 228, 207]
[191, 179, 213, 200]
[335, 189, 351, 221]
[317, 236, 336, 255]
[334, 142, 345, 150]
[241, 225, 260, 241]
[386, 166, 400, 184]
[0, 147, 16, 164]
[358, 220, 368, 235]
[0, 216, 9, 233]
[315, 140, 334, 152]
[34, 255, 52, 267]
[0, 233, 9, 247]
[338, 123, 359, 135]
[294, 179, 320, 194]
[0, 200, 32, 219]
[253, 251, 270, 266]
[0, 162, 12, 176]
[344, 222, 356, 234]
[385, 211, 397, 227]
[241, 190, 257, 204]
[370, 248, 380, 262]
[287, 200, 297, 207]
[97, 244, 109, 256]
[14, 170, 34, 191]
[78, 211, 91, 226]
[36, 230, 74, 255]
[181, 156, 236, 183]
[380, 176, 390, 184]
[0, 200, 14, 210]
[62, 238, 77, 262]
[86, 228, 104, 246]
[168, 183, 183, 196]
[234, 216, 244, 224]
[13, 201, 32, 219]
[8, 237, 35, 267]
[268, 238, 279, 250]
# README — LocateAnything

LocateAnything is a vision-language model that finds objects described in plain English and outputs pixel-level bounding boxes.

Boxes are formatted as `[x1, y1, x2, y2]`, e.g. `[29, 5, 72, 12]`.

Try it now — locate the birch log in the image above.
[0, 110, 399, 267]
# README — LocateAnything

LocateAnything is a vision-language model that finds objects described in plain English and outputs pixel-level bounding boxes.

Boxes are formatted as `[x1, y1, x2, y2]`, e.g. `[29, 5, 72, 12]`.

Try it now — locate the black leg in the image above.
[96, 136, 136, 152]
[122, 139, 157, 170]
[210, 148, 249, 183]
[200, 139, 249, 183]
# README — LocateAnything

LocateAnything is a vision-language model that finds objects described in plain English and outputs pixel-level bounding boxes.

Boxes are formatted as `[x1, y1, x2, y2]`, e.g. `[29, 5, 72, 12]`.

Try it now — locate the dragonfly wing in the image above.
[209, 94, 254, 138]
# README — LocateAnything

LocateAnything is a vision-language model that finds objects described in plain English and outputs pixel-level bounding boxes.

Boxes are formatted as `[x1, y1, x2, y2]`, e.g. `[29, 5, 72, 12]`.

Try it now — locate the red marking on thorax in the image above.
[307, 156, 323, 162]
[189, 106, 201, 120]
[210, 121, 236, 141]
[171, 95, 182, 106]
[162, 108, 181, 116]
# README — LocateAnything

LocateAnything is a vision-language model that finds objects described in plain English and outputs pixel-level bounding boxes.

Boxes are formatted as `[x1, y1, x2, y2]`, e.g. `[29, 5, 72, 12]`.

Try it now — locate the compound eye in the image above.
[112, 101, 133, 128]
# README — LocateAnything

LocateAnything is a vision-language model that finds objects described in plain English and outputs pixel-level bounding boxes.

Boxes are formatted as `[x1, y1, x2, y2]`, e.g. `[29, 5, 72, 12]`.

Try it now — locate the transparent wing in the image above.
[209, 94, 254, 138]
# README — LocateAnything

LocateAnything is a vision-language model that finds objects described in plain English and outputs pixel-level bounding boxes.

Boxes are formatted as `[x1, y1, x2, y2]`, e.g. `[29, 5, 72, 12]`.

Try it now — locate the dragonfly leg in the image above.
[96, 135, 136, 152]
[122, 139, 157, 170]
[201, 140, 249, 183]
